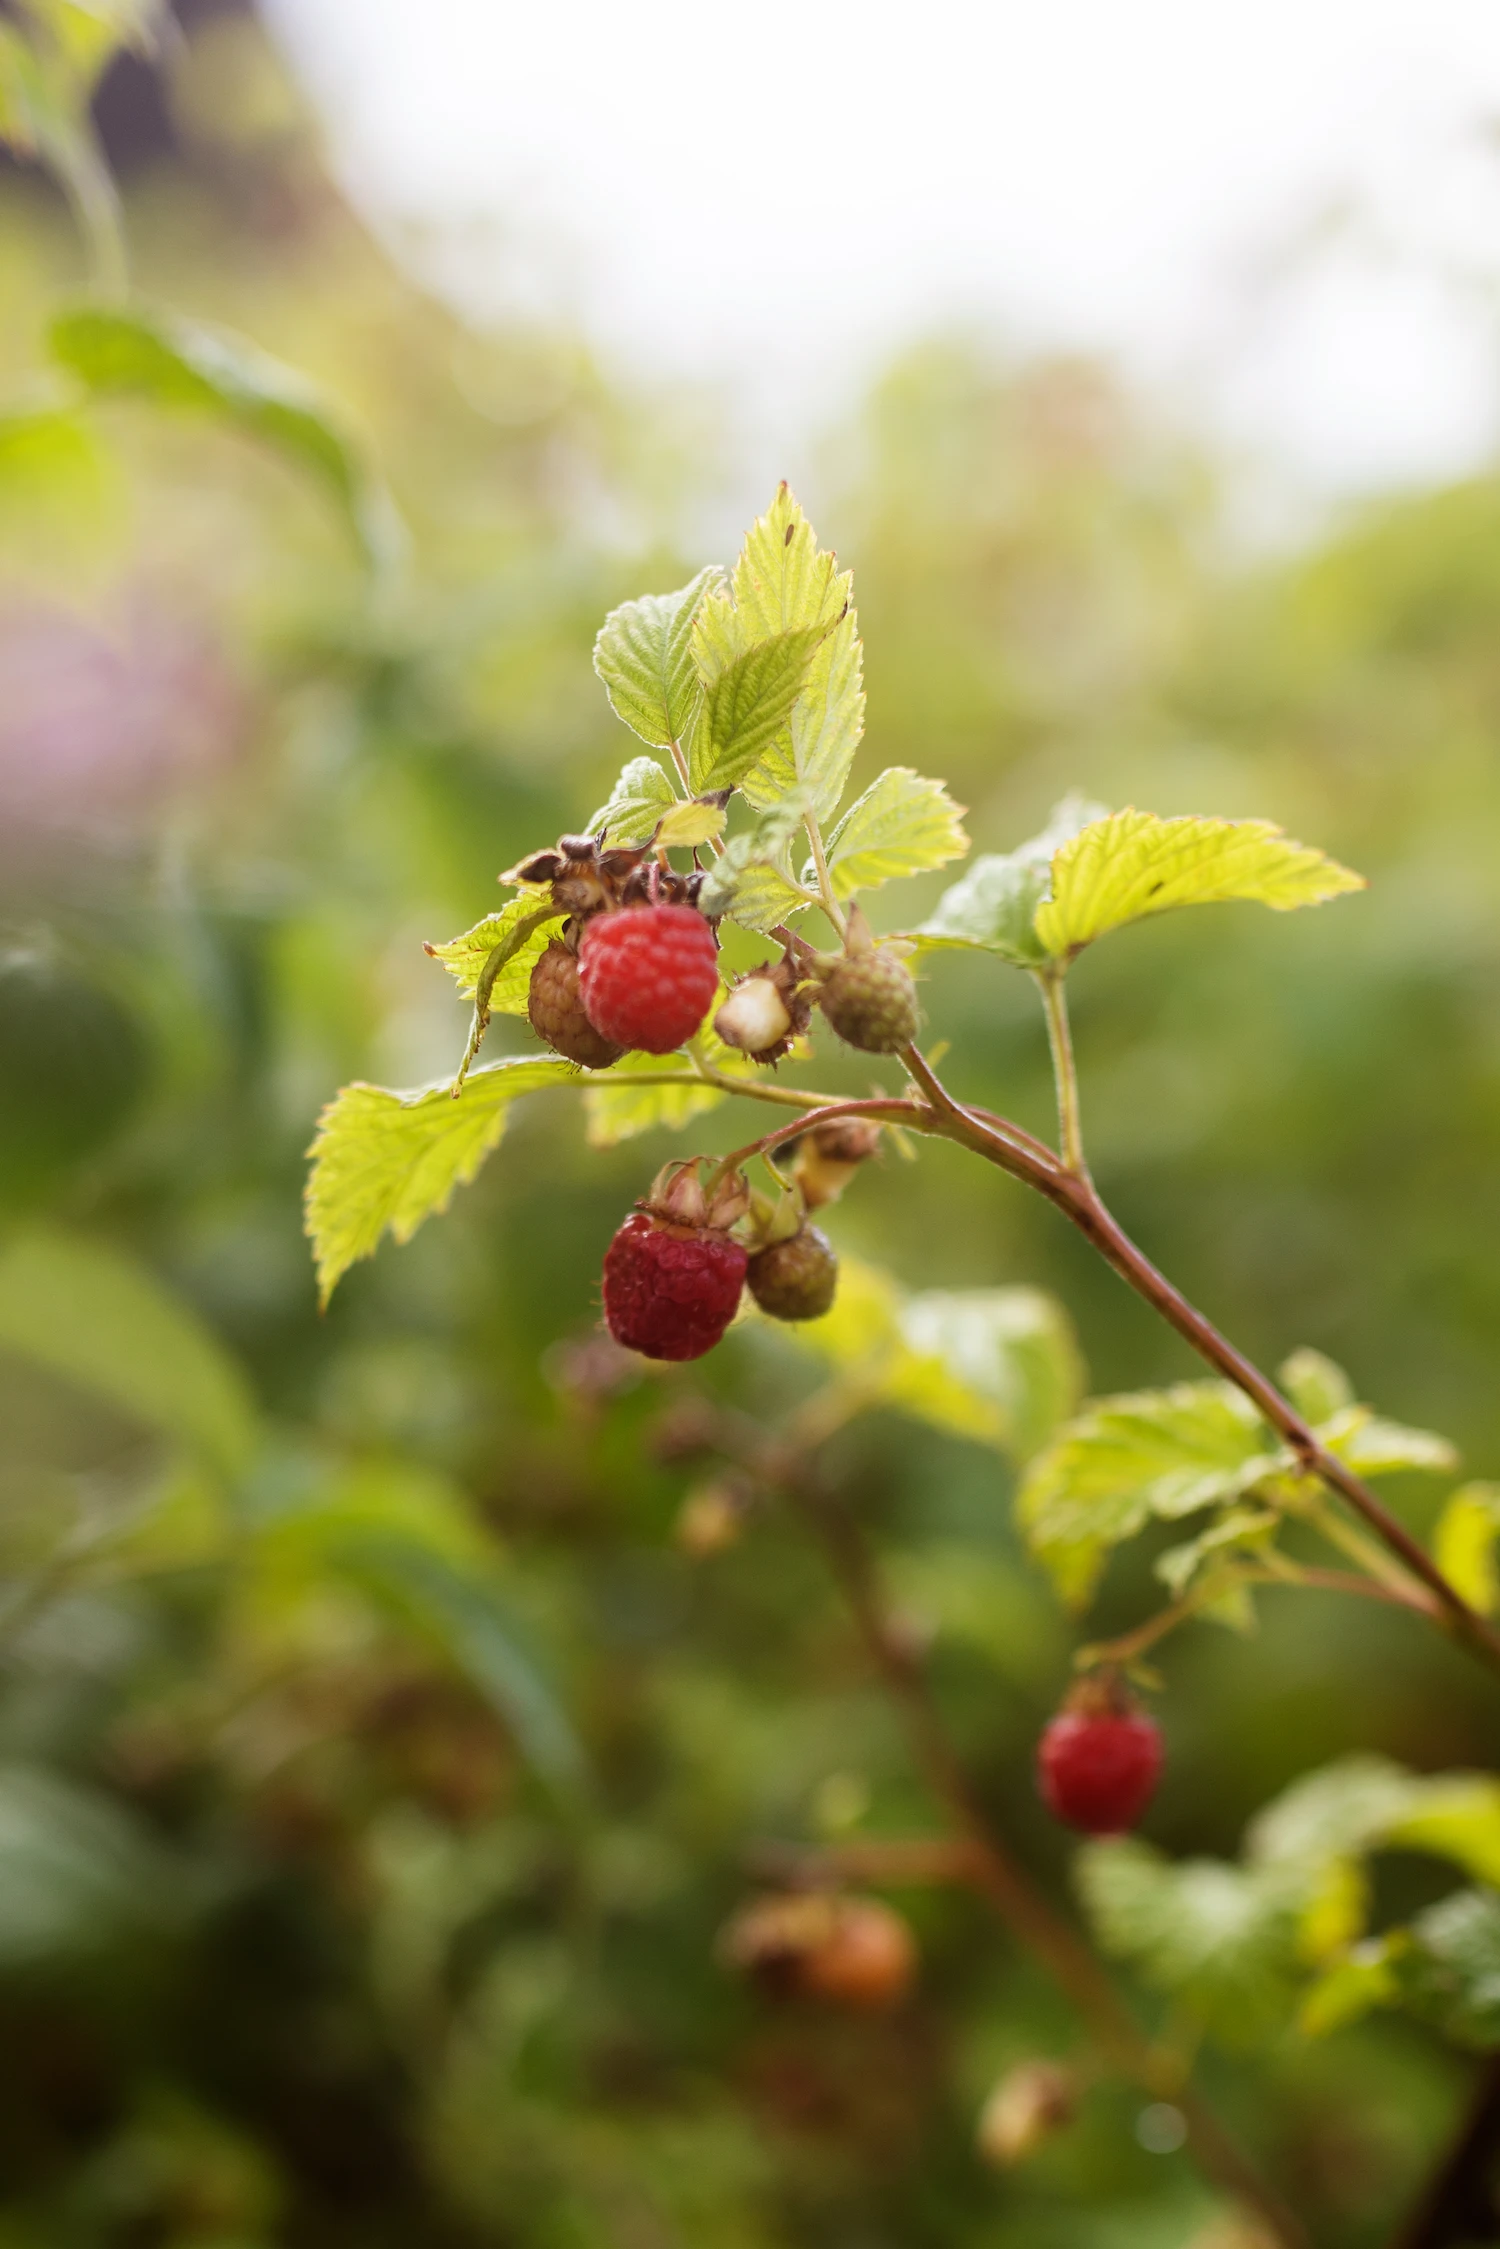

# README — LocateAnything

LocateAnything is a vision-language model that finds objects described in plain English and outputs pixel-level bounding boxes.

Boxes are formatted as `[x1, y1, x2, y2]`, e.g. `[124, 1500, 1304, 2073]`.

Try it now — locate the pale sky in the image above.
[267, 0, 1500, 507]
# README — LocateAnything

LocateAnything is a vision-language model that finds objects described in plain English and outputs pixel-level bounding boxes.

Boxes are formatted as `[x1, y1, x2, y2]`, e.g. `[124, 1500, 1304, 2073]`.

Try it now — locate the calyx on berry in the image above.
[807, 904, 920, 1055]
[793, 1117, 882, 1210]
[714, 947, 812, 1065]
[1037, 1669, 1162, 1836]
[721, 1890, 916, 2010]
[601, 1160, 750, 1363]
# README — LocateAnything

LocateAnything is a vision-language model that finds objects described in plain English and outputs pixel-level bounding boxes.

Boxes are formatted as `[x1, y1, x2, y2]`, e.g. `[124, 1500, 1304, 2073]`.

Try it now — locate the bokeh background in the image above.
[4, 3, 1500, 2242]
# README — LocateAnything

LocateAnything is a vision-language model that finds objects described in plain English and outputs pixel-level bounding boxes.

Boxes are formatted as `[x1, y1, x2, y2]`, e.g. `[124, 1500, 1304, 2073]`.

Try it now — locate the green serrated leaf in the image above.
[305, 1056, 576, 1305]
[1017, 1382, 1280, 1608]
[0, 1227, 255, 1478]
[1278, 1347, 1355, 1425]
[582, 1055, 728, 1148]
[424, 896, 563, 1014]
[1033, 809, 1366, 961]
[688, 625, 826, 793]
[820, 768, 969, 899]
[50, 304, 405, 579]
[912, 794, 1108, 967]
[698, 791, 817, 930]
[586, 755, 678, 844]
[1434, 1482, 1500, 1615]
[592, 566, 720, 749]
[1155, 1505, 1279, 1599]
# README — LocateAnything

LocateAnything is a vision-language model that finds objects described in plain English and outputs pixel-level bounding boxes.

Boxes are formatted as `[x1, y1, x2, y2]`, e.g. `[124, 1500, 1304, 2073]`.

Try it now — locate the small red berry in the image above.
[602, 1209, 747, 1362]
[578, 903, 720, 1055]
[1037, 1674, 1162, 1836]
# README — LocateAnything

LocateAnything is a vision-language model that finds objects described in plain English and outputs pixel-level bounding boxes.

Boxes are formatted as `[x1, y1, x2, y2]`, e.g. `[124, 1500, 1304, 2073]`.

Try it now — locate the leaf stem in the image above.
[802, 812, 848, 940]
[1037, 966, 1088, 1178]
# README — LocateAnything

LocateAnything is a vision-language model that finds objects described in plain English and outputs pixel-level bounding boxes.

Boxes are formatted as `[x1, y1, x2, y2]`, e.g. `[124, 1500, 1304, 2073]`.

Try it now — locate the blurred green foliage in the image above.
[3, 9, 1500, 2244]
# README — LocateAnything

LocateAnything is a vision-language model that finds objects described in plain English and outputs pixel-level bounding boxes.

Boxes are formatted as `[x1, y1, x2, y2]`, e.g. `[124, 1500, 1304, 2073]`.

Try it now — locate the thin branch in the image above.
[803, 812, 848, 940]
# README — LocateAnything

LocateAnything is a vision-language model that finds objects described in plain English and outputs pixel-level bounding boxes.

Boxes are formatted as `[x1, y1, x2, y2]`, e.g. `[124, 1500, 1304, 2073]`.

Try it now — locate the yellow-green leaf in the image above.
[423, 896, 563, 1014]
[586, 754, 678, 844]
[1434, 1482, 1500, 1615]
[654, 797, 727, 849]
[1033, 810, 1366, 961]
[688, 625, 826, 793]
[822, 768, 969, 898]
[305, 1056, 576, 1305]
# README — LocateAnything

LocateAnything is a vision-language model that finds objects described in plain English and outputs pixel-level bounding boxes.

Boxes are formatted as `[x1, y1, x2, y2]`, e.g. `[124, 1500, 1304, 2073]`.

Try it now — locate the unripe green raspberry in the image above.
[747, 1223, 838, 1321]
[816, 945, 919, 1054]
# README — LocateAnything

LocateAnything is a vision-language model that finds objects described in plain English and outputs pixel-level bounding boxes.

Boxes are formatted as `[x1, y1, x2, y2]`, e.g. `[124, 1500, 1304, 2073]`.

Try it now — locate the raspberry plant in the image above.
[303, 485, 1500, 2242]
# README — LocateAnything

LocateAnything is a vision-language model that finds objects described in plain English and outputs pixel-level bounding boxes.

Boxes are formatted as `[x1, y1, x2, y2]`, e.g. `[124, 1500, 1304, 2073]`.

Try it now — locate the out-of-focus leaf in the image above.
[22, 0, 161, 90]
[1386, 1778, 1500, 1887]
[1300, 1938, 1406, 2038]
[0, 1228, 255, 1478]
[1076, 1838, 1303, 2043]
[0, 1763, 184, 1968]
[1399, 1890, 1500, 2050]
[593, 567, 719, 749]
[1318, 1405, 1457, 1477]
[305, 1057, 576, 1305]
[242, 1460, 587, 1809]
[1155, 1505, 1279, 1598]
[1434, 1482, 1500, 1615]
[1016, 1382, 1279, 1608]
[1033, 810, 1365, 961]
[51, 304, 405, 578]
[1278, 1347, 1355, 1425]
[586, 754, 679, 843]
[582, 1054, 730, 1148]
[688, 625, 826, 794]
[424, 897, 563, 1014]
[912, 794, 1107, 967]
[820, 768, 968, 898]
[1247, 1757, 1422, 1871]
[899, 1286, 1082, 1459]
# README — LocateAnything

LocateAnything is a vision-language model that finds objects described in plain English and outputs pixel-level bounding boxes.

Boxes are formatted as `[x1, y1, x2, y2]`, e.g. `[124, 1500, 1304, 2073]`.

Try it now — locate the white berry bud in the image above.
[714, 977, 793, 1055]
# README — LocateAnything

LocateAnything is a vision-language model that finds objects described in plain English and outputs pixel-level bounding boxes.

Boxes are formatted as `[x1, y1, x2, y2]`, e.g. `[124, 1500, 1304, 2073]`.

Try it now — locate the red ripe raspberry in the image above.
[578, 903, 719, 1055]
[1037, 1676, 1162, 1835]
[602, 1211, 747, 1362]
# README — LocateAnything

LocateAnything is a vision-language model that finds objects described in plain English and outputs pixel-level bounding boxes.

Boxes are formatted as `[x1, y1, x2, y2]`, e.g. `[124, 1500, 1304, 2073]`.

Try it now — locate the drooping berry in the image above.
[722, 1892, 916, 2010]
[1037, 1673, 1162, 1836]
[578, 902, 719, 1055]
[811, 906, 919, 1054]
[527, 940, 623, 1070]
[747, 1223, 838, 1321]
[601, 1163, 749, 1363]
[793, 1118, 882, 1210]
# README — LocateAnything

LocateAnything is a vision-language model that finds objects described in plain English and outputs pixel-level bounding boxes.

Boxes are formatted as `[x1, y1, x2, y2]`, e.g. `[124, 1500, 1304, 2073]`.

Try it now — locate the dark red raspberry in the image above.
[578, 903, 719, 1055]
[528, 940, 623, 1070]
[603, 1211, 747, 1361]
[747, 1223, 838, 1321]
[1037, 1675, 1162, 1835]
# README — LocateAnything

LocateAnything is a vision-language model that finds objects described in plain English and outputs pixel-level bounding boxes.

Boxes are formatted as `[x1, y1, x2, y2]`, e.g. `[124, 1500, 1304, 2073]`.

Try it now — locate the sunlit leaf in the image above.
[0, 1228, 255, 1477]
[1155, 1505, 1279, 1599]
[423, 895, 564, 1014]
[593, 566, 720, 749]
[913, 794, 1107, 967]
[51, 303, 405, 579]
[688, 625, 826, 793]
[725, 486, 863, 823]
[1278, 1346, 1355, 1426]
[821, 768, 968, 899]
[899, 1287, 1082, 1459]
[305, 1056, 576, 1305]
[699, 791, 816, 930]
[1434, 1482, 1500, 1615]
[1247, 1756, 1424, 1872]
[1317, 1405, 1457, 1477]
[654, 796, 727, 849]
[586, 754, 678, 843]
[1033, 809, 1365, 961]
[582, 1054, 729, 1148]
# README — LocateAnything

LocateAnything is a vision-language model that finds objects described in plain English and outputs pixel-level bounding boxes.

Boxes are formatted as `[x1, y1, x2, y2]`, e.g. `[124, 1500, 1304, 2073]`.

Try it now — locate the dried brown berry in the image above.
[528, 939, 624, 1069]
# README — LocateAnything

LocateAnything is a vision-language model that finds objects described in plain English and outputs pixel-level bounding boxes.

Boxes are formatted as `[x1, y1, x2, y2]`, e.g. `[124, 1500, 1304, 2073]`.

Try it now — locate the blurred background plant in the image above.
[4, 3, 1500, 2243]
